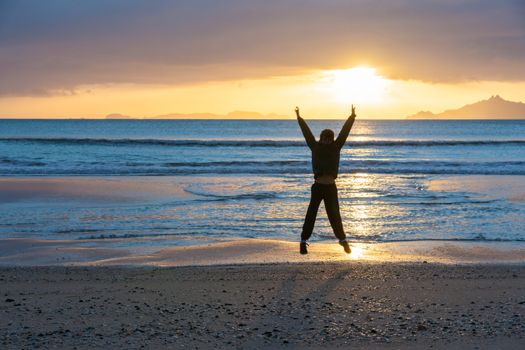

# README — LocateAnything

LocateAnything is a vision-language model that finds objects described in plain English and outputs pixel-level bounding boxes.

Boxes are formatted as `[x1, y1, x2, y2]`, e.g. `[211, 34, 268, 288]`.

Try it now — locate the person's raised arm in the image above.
[295, 106, 316, 149]
[335, 105, 357, 149]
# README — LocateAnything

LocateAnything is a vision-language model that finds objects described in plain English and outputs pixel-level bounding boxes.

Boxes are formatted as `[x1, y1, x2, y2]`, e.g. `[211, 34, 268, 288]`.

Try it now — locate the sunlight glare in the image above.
[320, 67, 390, 104]
[348, 245, 365, 259]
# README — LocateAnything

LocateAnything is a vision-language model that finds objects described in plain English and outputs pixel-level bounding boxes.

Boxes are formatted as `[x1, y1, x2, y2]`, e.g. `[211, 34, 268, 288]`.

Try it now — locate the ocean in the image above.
[1, 119, 524, 244]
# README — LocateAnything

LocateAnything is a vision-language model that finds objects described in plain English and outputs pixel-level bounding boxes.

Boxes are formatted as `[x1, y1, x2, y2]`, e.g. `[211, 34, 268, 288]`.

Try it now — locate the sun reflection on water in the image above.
[339, 173, 380, 238]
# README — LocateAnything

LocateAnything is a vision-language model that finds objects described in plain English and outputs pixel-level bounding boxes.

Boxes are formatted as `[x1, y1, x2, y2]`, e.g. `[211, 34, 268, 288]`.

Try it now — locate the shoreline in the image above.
[1, 237, 524, 267]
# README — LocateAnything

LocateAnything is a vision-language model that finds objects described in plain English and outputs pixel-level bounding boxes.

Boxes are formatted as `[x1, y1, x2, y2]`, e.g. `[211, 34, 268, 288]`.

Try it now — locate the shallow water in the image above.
[0, 119, 524, 244]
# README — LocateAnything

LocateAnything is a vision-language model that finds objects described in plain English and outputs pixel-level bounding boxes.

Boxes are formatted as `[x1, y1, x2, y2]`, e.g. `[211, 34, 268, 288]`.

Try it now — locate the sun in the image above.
[320, 66, 390, 104]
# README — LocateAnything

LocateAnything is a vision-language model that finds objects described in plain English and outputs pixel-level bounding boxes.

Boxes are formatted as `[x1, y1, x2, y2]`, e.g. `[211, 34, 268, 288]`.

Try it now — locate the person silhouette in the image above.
[295, 105, 356, 254]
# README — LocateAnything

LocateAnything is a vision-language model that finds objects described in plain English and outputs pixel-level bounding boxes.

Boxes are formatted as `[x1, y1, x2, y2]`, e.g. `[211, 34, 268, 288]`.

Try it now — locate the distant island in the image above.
[407, 95, 525, 119]
[105, 113, 133, 119]
[105, 111, 289, 119]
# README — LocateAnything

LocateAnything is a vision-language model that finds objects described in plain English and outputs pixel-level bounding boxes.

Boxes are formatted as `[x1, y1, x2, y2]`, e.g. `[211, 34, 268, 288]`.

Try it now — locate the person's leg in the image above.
[301, 183, 323, 241]
[324, 184, 346, 241]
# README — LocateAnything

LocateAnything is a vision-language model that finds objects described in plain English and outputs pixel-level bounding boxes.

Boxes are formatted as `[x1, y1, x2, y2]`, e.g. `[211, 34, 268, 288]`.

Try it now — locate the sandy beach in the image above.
[1, 263, 524, 349]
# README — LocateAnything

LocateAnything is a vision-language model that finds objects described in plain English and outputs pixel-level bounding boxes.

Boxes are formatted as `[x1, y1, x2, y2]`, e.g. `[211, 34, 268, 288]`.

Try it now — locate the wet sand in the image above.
[1, 238, 525, 266]
[427, 175, 525, 203]
[0, 176, 193, 203]
[1, 263, 524, 349]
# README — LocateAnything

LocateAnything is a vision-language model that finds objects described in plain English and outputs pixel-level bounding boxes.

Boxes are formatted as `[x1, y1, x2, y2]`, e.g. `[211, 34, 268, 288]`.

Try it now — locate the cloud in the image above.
[0, 0, 524, 96]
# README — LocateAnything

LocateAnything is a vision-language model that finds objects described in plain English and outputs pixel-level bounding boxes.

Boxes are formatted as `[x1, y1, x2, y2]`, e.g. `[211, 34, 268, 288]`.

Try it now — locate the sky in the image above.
[0, 0, 524, 118]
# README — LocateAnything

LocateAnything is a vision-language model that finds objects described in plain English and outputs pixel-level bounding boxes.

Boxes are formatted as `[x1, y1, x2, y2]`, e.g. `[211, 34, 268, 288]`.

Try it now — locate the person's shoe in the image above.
[300, 242, 309, 255]
[339, 240, 351, 254]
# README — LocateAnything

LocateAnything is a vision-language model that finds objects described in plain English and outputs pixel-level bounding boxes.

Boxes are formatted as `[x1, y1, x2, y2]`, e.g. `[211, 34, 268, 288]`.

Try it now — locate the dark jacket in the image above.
[297, 116, 355, 179]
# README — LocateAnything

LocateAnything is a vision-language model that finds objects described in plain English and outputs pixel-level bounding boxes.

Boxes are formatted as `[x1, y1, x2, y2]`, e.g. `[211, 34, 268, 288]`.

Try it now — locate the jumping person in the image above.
[296, 106, 356, 254]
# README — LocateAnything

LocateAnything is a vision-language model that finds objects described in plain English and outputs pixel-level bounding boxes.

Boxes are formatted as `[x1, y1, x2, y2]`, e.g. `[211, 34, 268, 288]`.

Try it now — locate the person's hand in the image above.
[350, 104, 357, 118]
[295, 106, 300, 118]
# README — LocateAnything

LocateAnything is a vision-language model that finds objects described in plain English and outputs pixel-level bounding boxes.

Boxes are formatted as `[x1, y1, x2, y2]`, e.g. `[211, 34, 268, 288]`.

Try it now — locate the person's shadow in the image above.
[240, 265, 354, 347]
